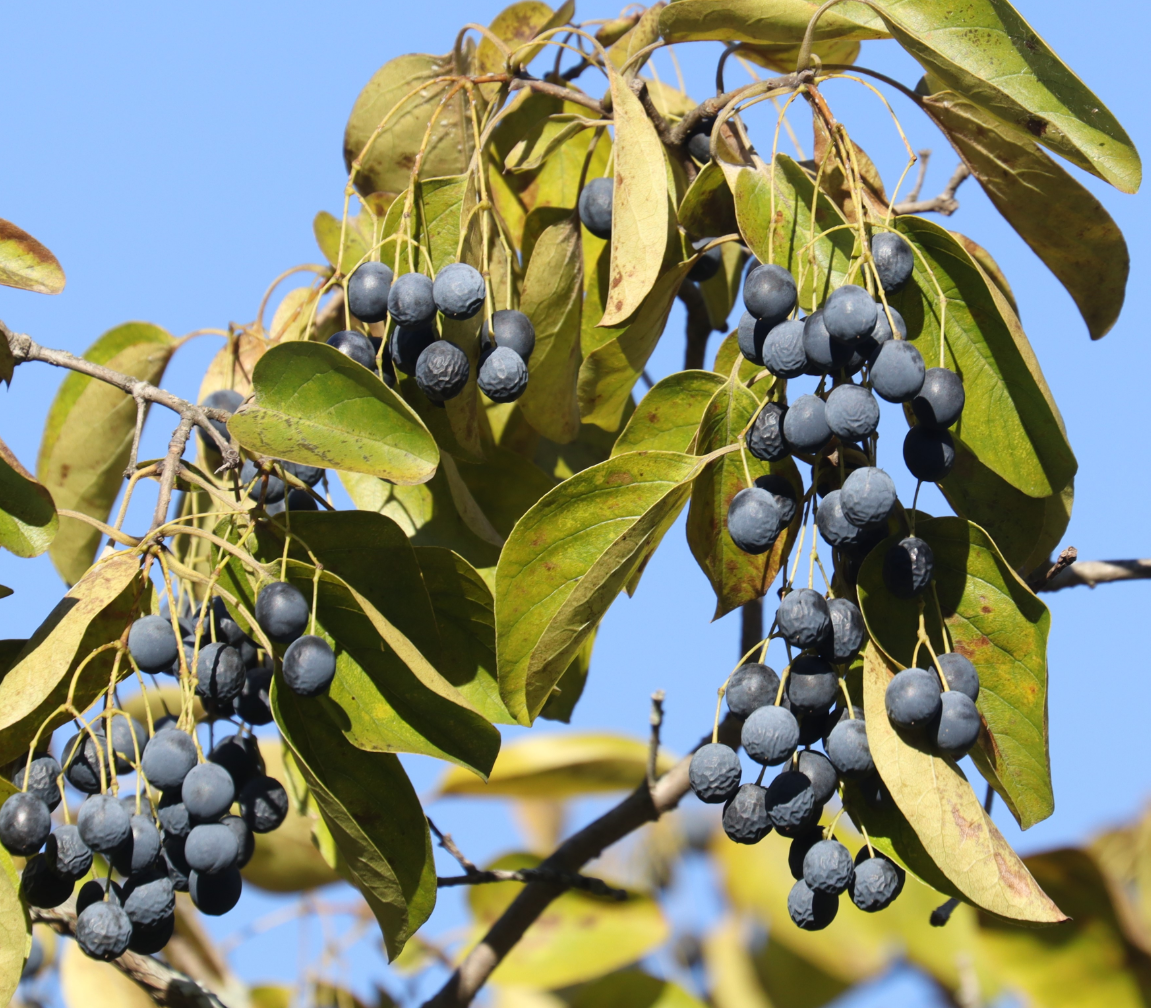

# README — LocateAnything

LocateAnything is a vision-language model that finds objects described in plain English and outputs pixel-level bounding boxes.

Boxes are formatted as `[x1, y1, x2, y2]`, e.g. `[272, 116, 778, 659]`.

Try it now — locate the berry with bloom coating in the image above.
[142, 728, 197, 791]
[816, 490, 866, 549]
[0, 792, 51, 856]
[737, 311, 768, 366]
[241, 460, 285, 504]
[883, 536, 934, 598]
[390, 324, 435, 375]
[163, 838, 190, 892]
[158, 790, 191, 838]
[726, 487, 785, 555]
[754, 474, 796, 525]
[240, 776, 289, 833]
[803, 839, 854, 895]
[726, 664, 780, 719]
[182, 763, 237, 824]
[688, 743, 742, 804]
[222, 814, 255, 869]
[822, 285, 877, 344]
[796, 750, 838, 806]
[415, 340, 470, 402]
[283, 635, 337, 697]
[61, 731, 112, 794]
[21, 855, 73, 908]
[803, 311, 855, 373]
[840, 466, 897, 528]
[885, 667, 942, 729]
[903, 427, 955, 482]
[932, 691, 982, 757]
[688, 241, 723, 283]
[744, 264, 797, 325]
[481, 310, 536, 361]
[777, 588, 831, 649]
[826, 717, 874, 779]
[129, 615, 180, 674]
[937, 653, 979, 702]
[722, 784, 772, 844]
[870, 340, 925, 403]
[76, 901, 133, 961]
[742, 706, 799, 766]
[912, 367, 964, 428]
[762, 319, 808, 378]
[14, 756, 62, 811]
[199, 389, 242, 449]
[687, 131, 711, 162]
[578, 177, 613, 239]
[478, 346, 529, 403]
[432, 262, 485, 320]
[788, 878, 838, 930]
[326, 330, 378, 372]
[78, 794, 131, 854]
[189, 867, 243, 916]
[44, 824, 92, 881]
[111, 814, 161, 876]
[185, 823, 240, 875]
[195, 643, 244, 703]
[747, 402, 788, 463]
[850, 854, 902, 911]
[347, 262, 393, 323]
[786, 655, 837, 714]
[823, 598, 865, 665]
[387, 272, 436, 327]
[256, 582, 310, 644]
[825, 384, 879, 441]
[871, 232, 914, 292]
[782, 394, 832, 454]
[766, 770, 815, 832]
[122, 872, 175, 929]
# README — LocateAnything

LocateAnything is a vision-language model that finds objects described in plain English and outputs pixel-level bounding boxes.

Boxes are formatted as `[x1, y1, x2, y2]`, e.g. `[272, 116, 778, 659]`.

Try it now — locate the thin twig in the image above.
[891, 162, 970, 216]
[907, 148, 932, 202]
[1040, 557, 1151, 592]
[510, 73, 603, 115]
[123, 394, 148, 478]
[930, 897, 961, 927]
[437, 868, 628, 900]
[646, 690, 665, 791]
[667, 70, 810, 146]
[428, 817, 479, 875]
[152, 416, 194, 530]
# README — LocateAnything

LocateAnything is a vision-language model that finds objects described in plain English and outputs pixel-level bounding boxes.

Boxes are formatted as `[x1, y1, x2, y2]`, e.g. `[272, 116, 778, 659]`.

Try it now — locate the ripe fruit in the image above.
[822, 598, 865, 664]
[182, 762, 237, 823]
[816, 490, 866, 549]
[741, 705, 799, 766]
[788, 828, 823, 880]
[283, 635, 337, 696]
[478, 346, 529, 403]
[77, 794, 131, 853]
[128, 915, 175, 955]
[128, 615, 180, 674]
[726, 664, 780, 718]
[237, 667, 274, 726]
[481, 310, 536, 361]
[0, 792, 51, 856]
[824, 384, 879, 441]
[747, 402, 788, 463]
[869, 340, 925, 403]
[267, 488, 318, 516]
[903, 427, 955, 482]
[162, 837, 191, 891]
[850, 853, 902, 911]
[803, 839, 854, 895]
[195, 643, 244, 703]
[189, 866, 243, 916]
[122, 871, 174, 931]
[840, 466, 897, 528]
[753, 474, 797, 525]
[825, 717, 874, 779]
[776, 589, 831, 649]
[222, 814, 255, 869]
[822, 285, 877, 344]
[43, 823, 92, 881]
[111, 814, 161, 876]
[796, 750, 838, 805]
[21, 855, 73, 908]
[415, 340, 470, 402]
[199, 389, 243, 448]
[62, 732, 112, 794]
[785, 655, 837, 714]
[578, 177, 614, 239]
[240, 776, 289, 833]
[326, 330, 378, 372]
[210, 734, 263, 788]
[390, 324, 436, 375]
[865, 302, 907, 349]
[687, 131, 711, 162]
[726, 487, 784, 555]
[76, 878, 124, 916]
[142, 728, 198, 791]
[871, 232, 914, 292]
[744, 264, 797, 326]
[256, 581, 310, 643]
[736, 311, 768, 366]
[788, 878, 838, 930]
[782, 394, 831, 454]
[912, 367, 965, 428]
[432, 262, 486, 320]
[105, 716, 147, 773]
[933, 691, 982, 757]
[185, 823, 240, 874]
[688, 241, 723, 283]
[387, 272, 436, 327]
[722, 784, 772, 844]
[13, 756, 61, 811]
[802, 311, 855, 373]
[76, 900, 133, 961]
[794, 707, 829, 747]
[885, 667, 942, 728]
[688, 743, 742, 803]
[766, 770, 815, 832]
[937, 652, 979, 702]
[241, 459, 286, 504]
[761, 319, 808, 378]
[883, 536, 934, 598]
[158, 790, 191, 838]
[347, 261, 393, 323]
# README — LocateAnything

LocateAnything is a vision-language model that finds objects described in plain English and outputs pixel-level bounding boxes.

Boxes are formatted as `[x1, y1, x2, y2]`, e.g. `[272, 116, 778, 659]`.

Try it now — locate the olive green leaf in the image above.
[0, 437, 56, 558]
[267, 286, 320, 344]
[0, 847, 27, 1008]
[860, 645, 1064, 922]
[613, 371, 726, 457]
[496, 451, 700, 724]
[468, 852, 668, 988]
[344, 53, 473, 198]
[658, 0, 888, 45]
[873, 0, 1139, 193]
[569, 970, 707, 1008]
[538, 628, 595, 723]
[476, 1, 574, 76]
[273, 682, 436, 959]
[313, 210, 370, 272]
[687, 378, 804, 618]
[438, 732, 676, 798]
[950, 230, 1018, 316]
[229, 341, 438, 483]
[857, 516, 1052, 828]
[921, 86, 1129, 339]
[598, 61, 671, 328]
[678, 160, 737, 241]
[0, 219, 65, 295]
[699, 242, 748, 333]
[518, 214, 584, 444]
[0, 551, 142, 765]
[739, 38, 860, 72]
[609, 3, 664, 77]
[506, 116, 601, 174]
[713, 332, 764, 384]
[38, 322, 175, 585]
[889, 216, 1075, 498]
[415, 174, 470, 274]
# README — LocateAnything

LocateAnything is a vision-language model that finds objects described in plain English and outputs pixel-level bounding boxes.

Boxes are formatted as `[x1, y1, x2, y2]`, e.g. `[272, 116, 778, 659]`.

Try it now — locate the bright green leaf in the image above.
[0, 437, 56, 558]
[0, 218, 65, 295]
[658, 0, 888, 45]
[613, 370, 726, 456]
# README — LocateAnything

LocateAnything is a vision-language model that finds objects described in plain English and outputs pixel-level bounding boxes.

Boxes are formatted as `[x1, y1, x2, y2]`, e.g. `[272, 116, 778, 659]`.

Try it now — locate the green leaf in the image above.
[686, 378, 804, 618]
[0, 218, 65, 294]
[950, 230, 1018, 316]
[438, 732, 676, 798]
[0, 551, 142, 765]
[658, 0, 888, 45]
[415, 174, 470, 274]
[713, 332, 765, 384]
[273, 681, 436, 959]
[613, 371, 726, 456]
[739, 38, 860, 73]
[38, 322, 175, 585]
[518, 214, 584, 444]
[873, 0, 1139, 193]
[496, 451, 700, 724]
[344, 53, 473, 198]
[0, 437, 56, 558]
[857, 516, 1053, 827]
[0, 847, 27, 1008]
[567, 970, 707, 1008]
[506, 116, 601, 174]
[229, 341, 439, 484]
[860, 645, 1064, 922]
[538, 627, 595, 723]
[313, 210, 371, 273]
[889, 216, 1075, 498]
[921, 86, 1129, 339]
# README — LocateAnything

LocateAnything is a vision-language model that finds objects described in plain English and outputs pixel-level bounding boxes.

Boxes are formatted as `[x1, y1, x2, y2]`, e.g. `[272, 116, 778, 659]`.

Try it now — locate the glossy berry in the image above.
[786, 655, 837, 714]
[432, 262, 485, 320]
[726, 487, 784, 555]
[825, 717, 874, 779]
[803, 839, 854, 895]
[189, 866, 243, 916]
[44, 824, 92, 881]
[182, 763, 237, 824]
[747, 402, 788, 463]
[885, 667, 942, 728]
[766, 770, 816, 832]
[122, 872, 175, 929]
[761, 319, 808, 378]
[687, 130, 712, 162]
[883, 536, 934, 598]
[240, 776, 289, 833]
[722, 784, 771, 845]
[796, 750, 838, 806]
[158, 790, 191, 839]
[933, 691, 982, 757]
[390, 324, 436, 375]
[816, 490, 866, 549]
[481, 310, 536, 361]
[578, 177, 613, 239]
[840, 466, 897, 529]
[850, 854, 902, 911]
[904, 426, 955, 482]
[823, 285, 877, 345]
[241, 459, 286, 504]
[195, 643, 244, 703]
[912, 367, 964, 428]
[222, 814, 255, 869]
[76, 900, 133, 961]
[777, 588, 831, 649]
[142, 728, 198, 791]
[736, 311, 769, 366]
[782, 394, 831, 454]
[387, 272, 436, 327]
[78, 794, 131, 854]
[347, 261, 393, 323]
[237, 667, 274, 726]
[744, 264, 797, 326]
[129, 615, 180, 674]
[871, 232, 914, 292]
[825, 384, 879, 442]
[753, 474, 797, 525]
[111, 814, 161, 876]
[788, 828, 823, 880]
[688, 241, 723, 283]
[802, 311, 855, 373]
[21, 855, 73, 908]
[210, 734, 263, 789]
[869, 340, 925, 403]
[688, 743, 742, 804]
[823, 598, 865, 664]
[788, 878, 838, 930]
[185, 823, 240, 874]
[199, 389, 243, 448]
[416, 340, 470, 402]
[726, 664, 780, 719]
[128, 914, 175, 955]
[742, 705, 799, 766]
[283, 635, 337, 697]
[0, 792, 51, 856]
[13, 756, 61, 812]
[256, 582, 310, 644]
[478, 346, 529, 403]
[937, 652, 979, 702]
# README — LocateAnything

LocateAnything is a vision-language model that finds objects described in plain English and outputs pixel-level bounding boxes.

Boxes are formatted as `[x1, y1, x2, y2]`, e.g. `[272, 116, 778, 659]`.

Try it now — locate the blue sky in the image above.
[2, 1, 1148, 1005]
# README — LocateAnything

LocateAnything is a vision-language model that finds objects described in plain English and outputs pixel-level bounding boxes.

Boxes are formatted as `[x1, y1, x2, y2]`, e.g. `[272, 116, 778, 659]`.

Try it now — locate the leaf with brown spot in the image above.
[613, 370, 726, 456]
[0, 219, 64, 295]
[0, 436, 56, 558]
[658, 0, 888, 44]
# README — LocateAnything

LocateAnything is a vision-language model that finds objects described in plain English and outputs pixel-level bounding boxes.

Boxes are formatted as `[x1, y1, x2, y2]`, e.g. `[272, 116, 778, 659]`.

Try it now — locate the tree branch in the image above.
[667, 71, 810, 147]
[437, 868, 628, 900]
[891, 162, 970, 216]
[1039, 558, 1151, 592]
[679, 281, 713, 370]
[510, 74, 603, 115]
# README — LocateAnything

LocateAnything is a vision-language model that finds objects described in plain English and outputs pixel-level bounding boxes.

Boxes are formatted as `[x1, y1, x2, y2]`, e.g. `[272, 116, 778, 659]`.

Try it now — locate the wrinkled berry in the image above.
[766, 770, 815, 832]
[742, 706, 799, 766]
[123, 871, 175, 929]
[869, 340, 925, 403]
[432, 262, 485, 320]
[883, 536, 934, 598]
[111, 814, 161, 876]
[753, 474, 797, 525]
[195, 643, 244, 703]
[481, 310, 536, 361]
[885, 667, 942, 728]
[62, 732, 113, 794]
[0, 791, 51, 856]
[788, 878, 838, 930]
[723, 784, 772, 845]
[142, 728, 197, 791]
[387, 272, 436, 327]
[76, 878, 124, 916]
[44, 823, 92, 881]
[825, 384, 879, 441]
[726, 487, 784, 555]
[777, 589, 831, 649]
[803, 311, 855, 373]
[347, 261, 393, 323]
[822, 598, 865, 664]
[578, 177, 613, 239]
[761, 318, 808, 378]
[163, 837, 191, 892]
[786, 655, 837, 714]
[689, 743, 742, 804]
[744, 264, 797, 326]
[803, 839, 854, 895]
[904, 426, 955, 482]
[871, 232, 914, 292]
[937, 653, 979, 702]
[415, 340, 470, 402]
[326, 330, 377, 372]
[816, 490, 866, 549]
[76, 900, 133, 961]
[478, 346, 529, 403]
[189, 866, 243, 916]
[823, 285, 877, 345]
[240, 776, 289, 833]
[912, 367, 964, 428]
[129, 615, 180, 674]
[222, 814, 255, 869]
[782, 394, 831, 454]
[158, 790, 192, 839]
[726, 664, 780, 719]
[283, 635, 337, 697]
[256, 582, 309, 644]
[933, 691, 982, 757]
[78, 794, 131, 854]
[13, 756, 62, 812]
[21, 854, 73, 908]
[840, 466, 897, 528]
[747, 402, 788, 463]
[210, 734, 263, 789]
[850, 854, 902, 911]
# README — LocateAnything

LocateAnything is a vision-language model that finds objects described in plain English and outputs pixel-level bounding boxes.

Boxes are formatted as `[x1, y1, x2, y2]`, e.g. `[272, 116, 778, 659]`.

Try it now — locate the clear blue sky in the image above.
[2, 2, 1147, 1006]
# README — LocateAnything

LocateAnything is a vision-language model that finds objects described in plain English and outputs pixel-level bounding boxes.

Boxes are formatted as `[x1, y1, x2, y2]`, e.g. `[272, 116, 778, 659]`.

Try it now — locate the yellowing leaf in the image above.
[197, 329, 266, 403]
[658, 0, 888, 45]
[269, 285, 320, 343]
[0, 847, 26, 1008]
[60, 940, 154, 1008]
[678, 160, 737, 241]
[0, 436, 56, 558]
[477, 2, 573, 76]
[613, 371, 726, 456]
[739, 38, 860, 72]
[0, 218, 65, 294]
[566, 970, 706, 1008]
